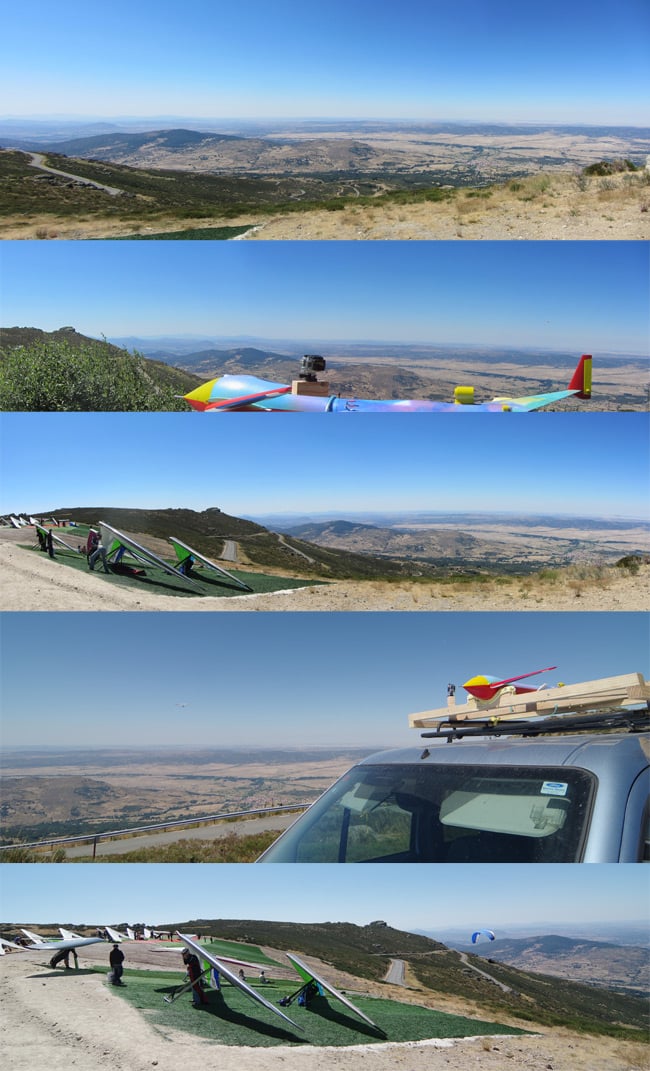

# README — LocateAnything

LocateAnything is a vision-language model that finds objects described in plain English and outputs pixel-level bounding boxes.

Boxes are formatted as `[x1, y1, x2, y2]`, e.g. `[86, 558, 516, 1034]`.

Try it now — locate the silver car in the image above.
[257, 727, 649, 864]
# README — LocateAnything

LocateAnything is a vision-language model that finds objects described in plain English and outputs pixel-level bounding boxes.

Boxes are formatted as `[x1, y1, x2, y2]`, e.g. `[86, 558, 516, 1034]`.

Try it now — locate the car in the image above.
[257, 674, 649, 864]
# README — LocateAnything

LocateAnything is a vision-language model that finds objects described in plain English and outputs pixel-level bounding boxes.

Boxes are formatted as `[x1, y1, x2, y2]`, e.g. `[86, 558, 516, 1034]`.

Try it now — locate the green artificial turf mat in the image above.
[101, 967, 527, 1047]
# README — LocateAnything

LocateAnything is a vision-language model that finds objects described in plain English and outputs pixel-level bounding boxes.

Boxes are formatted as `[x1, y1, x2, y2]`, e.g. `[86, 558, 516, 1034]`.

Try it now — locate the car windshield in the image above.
[258, 763, 595, 863]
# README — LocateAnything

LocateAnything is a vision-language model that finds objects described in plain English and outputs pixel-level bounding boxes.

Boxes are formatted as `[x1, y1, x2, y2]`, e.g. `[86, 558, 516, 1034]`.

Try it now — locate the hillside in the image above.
[0, 327, 202, 410]
[121, 919, 650, 1036]
[42, 506, 422, 580]
[464, 934, 649, 996]
[1, 148, 648, 240]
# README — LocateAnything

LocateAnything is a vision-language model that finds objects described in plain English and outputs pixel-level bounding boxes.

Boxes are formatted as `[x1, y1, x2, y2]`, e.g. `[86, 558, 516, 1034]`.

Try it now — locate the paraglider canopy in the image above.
[471, 929, 495, 944]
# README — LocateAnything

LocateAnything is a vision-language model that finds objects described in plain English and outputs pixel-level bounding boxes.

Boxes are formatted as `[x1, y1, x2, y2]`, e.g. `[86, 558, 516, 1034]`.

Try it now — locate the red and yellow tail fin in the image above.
[568, 354, 592, 399]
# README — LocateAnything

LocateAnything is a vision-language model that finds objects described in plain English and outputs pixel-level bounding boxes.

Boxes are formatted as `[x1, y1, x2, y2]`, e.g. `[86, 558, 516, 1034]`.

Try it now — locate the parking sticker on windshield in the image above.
[541, 781, 569, 796]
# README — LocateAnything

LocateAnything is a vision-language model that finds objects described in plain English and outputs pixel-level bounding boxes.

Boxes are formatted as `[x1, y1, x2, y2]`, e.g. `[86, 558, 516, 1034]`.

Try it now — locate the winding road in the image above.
[26, 152, 124, 196]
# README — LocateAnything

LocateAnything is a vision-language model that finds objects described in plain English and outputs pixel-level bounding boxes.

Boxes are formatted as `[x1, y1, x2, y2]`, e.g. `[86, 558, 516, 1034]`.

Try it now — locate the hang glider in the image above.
[168, 536, 252, 591]
[0, 938, 26, 954]
[104, 926, 132, 942]
[176, 932, 303, 1032]
[99, 523, 203, 592]
[35, 522, 80, 554]
[18, 929, 104, 953]
[184, 354, 592, 413]
[286, 951, 383, 1033]
[463, 666, 558, 703]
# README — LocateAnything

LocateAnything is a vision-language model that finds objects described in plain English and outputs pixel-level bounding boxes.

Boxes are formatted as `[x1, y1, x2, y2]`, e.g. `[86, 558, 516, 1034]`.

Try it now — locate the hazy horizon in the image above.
[0, 864, 647, 931]
[3, 242, 648, 353]
[2, 412, 648, 520]
[3, 1, 648, 124]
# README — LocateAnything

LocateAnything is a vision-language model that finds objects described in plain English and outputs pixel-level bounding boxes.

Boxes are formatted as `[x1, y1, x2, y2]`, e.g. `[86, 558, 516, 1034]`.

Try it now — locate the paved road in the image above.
[65, 812, 298, 859]
[221, 540, 238, 562]
[26, 152, 124, 196]
[383, 958, 406, 985]
[277, 534, 316, 563]
[458, 951, 512, 992]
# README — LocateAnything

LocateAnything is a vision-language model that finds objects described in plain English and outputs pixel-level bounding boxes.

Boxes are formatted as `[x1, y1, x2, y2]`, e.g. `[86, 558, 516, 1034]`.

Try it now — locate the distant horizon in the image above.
[4, 113, 649, 128]
[2, 412, 648, 521]
[0, 863, 647, 930]
[2, 242, 648, 353]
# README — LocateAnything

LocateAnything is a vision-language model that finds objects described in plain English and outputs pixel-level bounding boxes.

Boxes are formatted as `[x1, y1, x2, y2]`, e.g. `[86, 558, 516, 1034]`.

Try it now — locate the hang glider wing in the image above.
[176, 933, 303, 1032]
[35, 523, 81, 553]
[168, 537, 252, 591]
[0, 938, 26, 953]
[59, 928, 84, 941]
[286, 952, 382, 1031]
[104, 925, 130, 943]
[99, 523, 203, 592]
[19, 931, 104, 952]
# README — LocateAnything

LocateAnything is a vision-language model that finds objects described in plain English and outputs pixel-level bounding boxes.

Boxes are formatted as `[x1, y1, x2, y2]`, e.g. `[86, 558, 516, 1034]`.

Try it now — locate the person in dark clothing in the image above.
[49, 948, 71, 969]
[109, 943, 125, 985]
[182, 948, 208, 1007]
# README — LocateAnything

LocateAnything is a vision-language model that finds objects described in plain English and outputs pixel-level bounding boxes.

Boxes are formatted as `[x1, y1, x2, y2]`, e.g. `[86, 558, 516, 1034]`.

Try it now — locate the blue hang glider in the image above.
[184, 354, 592, 413]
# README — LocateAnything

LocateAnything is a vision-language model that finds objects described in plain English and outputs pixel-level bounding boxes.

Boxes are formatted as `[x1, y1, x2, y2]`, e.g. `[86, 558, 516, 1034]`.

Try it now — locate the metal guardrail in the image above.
[0, 803, 311, 855]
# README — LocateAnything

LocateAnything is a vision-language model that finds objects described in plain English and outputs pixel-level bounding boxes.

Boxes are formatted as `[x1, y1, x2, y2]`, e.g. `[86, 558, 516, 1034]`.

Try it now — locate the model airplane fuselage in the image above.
[463, 666, 558, 702]
[184, 355, 592, 413]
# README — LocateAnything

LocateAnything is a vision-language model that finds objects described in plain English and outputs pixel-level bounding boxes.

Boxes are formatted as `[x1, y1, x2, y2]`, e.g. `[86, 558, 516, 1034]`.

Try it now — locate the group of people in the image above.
[49, 941, 279, 1010]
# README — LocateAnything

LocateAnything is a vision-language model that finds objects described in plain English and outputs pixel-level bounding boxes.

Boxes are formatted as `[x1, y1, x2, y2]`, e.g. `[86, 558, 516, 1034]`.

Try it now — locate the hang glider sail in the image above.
[176, 933, 303, 1032]
[18, 929, 104, 952]
[184, 354, 592, 414]
[168, 536, 252, 591]
[286, 951, 383, 1032]
[99, 523, 203, 592]
[35, 523, 80, 554]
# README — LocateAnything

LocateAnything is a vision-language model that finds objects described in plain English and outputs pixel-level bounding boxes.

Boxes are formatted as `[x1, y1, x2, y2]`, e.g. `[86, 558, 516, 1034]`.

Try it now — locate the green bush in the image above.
[0, 339, 187, 411]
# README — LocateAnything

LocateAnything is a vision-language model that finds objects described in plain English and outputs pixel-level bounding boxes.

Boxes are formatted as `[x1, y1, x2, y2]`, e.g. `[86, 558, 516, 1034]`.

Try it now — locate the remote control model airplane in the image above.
[184, 354, 592, 413]
[463, 666, 558, 703]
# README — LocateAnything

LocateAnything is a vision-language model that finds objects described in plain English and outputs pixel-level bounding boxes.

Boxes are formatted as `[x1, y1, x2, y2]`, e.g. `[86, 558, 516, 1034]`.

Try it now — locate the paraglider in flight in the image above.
[471, 929, 496, 944]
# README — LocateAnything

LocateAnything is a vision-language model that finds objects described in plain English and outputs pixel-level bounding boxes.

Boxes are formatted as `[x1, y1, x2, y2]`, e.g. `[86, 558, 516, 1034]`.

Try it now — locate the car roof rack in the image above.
[409, 672, 650, 740]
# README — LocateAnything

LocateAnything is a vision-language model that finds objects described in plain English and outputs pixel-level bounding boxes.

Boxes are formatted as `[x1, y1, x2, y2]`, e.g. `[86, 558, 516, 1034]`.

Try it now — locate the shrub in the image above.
[0, 339, 186, 411]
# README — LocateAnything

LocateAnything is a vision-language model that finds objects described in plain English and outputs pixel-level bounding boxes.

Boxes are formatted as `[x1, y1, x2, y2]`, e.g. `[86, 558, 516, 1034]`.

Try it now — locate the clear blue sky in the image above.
[0, 412, 648, 519]
[1, 241, 648, 354]
[1, 612, 647, 747]
[0, 863, 647, 932]
[2, 1, 648, 123]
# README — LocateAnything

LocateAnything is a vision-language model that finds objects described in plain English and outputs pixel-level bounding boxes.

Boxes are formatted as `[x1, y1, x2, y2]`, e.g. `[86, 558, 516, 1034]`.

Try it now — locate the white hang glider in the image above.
[175, 932, 303, 1032]
[99, 523, 203, 592]
[286, 951, 383, 1033]
[168, 536, 252, 592]
[17, 929, 105, 953]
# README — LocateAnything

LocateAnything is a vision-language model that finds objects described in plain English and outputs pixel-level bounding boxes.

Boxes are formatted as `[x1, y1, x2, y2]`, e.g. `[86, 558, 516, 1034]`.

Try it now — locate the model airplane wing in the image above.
[184, 355, 592, 413]
[473, 666, 558, 691]
[286, 952, 382, 1031]
[176, 933, 303, 1032]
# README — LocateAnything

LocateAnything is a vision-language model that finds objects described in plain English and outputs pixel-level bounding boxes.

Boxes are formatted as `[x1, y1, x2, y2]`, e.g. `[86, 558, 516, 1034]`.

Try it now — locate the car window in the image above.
[260, 763, 595, 863]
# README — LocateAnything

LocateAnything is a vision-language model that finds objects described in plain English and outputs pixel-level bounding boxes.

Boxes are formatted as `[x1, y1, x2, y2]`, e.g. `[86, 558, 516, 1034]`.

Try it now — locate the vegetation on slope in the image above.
[0, 330, 200, 410]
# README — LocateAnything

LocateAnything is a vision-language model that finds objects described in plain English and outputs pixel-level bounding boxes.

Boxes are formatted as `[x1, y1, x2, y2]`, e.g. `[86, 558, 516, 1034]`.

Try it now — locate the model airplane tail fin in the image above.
[568, 354, 592, 399]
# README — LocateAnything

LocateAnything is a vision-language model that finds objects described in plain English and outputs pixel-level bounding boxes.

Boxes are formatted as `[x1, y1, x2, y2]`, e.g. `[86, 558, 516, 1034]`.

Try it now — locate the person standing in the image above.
[109, 943, 125, 985]
[182, 948, 208, 1007]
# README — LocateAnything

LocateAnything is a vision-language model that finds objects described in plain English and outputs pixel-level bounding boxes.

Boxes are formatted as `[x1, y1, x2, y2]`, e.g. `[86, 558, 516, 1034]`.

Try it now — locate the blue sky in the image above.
[0, 863, 647, 931]
[1, 612, 648, 747]
[0, 412, 648, 519]
[2, 0, 648, 122]
[2, 241, 648, 354]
